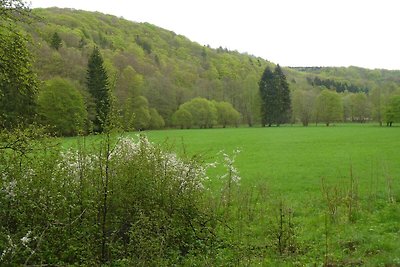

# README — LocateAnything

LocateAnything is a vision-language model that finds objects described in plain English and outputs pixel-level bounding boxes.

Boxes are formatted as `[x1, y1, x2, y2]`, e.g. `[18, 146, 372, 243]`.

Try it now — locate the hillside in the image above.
[22, 8, 400, 128]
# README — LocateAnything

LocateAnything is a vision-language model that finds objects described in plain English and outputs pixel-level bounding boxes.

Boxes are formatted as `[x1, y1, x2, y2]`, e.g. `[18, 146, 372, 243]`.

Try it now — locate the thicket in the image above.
[0, 126, 222, 265]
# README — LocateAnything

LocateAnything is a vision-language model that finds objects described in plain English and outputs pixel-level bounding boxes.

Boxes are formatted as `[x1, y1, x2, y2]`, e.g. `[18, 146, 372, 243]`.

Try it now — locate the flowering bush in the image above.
[0, 132, 218, 265]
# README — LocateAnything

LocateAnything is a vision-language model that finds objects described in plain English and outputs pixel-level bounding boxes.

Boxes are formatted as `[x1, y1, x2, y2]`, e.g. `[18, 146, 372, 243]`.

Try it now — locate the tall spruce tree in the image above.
[274, 65, 291, 125]
[86, 46, 110, 132]
[50, 32, 62, 50]
[259, 67, 275, 126]
[258, 65, 291, 126]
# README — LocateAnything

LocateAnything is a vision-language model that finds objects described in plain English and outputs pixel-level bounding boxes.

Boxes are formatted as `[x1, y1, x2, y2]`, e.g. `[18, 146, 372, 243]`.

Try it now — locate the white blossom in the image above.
[2, 179, 17, 199]
[58, 135, 210, 191]
[219, 148, 241, 184]
[0, 235, 16, 262]
[21, 231, 31, 246]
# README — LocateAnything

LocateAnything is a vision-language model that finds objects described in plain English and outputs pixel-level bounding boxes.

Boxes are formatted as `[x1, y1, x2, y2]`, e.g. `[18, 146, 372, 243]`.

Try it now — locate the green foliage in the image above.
[274, 65, 291, 124]
[315, 89, 343, 126]
[86, 46, 110, 132]
[384, 95, 400, 126]
[37, 77, 87, 136]
[50, 32, 62, 50]
[115, 65, 143, 104]
[292, 89, 317, 126]
[0, 30, 38, 128]
[144, 126, 400, 265]
[349, 93, 370, 122]
[0, 0, 34, 33]
[2, 126, 400, 265]
[213, 100, 241, 128]
[172, 108, 192, 129]
[0, 130, 220, 265]
[6, 6, 400, 131]
[149, 108, 165, 129]
[179, 97, 217, 128]
[259, 65, 291, 126]
[131, 95, 151, 130]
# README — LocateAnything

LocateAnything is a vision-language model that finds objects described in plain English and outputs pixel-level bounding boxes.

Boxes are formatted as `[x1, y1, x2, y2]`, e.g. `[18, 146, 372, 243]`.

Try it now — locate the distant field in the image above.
[140, 124, 400, 200]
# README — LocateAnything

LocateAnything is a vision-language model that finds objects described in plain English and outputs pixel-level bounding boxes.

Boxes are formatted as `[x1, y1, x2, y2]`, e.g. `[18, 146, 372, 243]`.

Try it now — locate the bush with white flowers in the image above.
[0, 132, 219, 266]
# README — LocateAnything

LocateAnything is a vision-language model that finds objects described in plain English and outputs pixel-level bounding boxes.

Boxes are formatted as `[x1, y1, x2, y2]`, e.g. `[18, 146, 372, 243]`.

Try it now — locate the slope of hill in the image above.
[22, 8, 400, 127]
[25, 7, 273, 126]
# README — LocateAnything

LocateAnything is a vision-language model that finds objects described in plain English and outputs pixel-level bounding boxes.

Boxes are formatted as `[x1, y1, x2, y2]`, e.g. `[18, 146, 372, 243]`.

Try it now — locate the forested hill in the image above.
[25, 7, 272, 127]
[22, 8, 400, 129]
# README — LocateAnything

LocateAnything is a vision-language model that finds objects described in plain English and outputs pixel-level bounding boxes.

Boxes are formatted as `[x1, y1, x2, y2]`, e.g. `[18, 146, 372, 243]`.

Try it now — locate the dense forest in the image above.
[4, 7, 398, 134]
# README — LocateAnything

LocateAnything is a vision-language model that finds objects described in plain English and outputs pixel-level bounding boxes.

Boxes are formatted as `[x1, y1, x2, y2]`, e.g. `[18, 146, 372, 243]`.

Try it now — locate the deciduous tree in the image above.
[213, 101, 241, 127]
[37, 77, 87, 135]
[172, 108, 193, 129]
[384, 95, 400, 126]
[179, 97, 217, 128]
[292, 89, 316, 126]
[131, 96, 151, 130]
[0, 32, 38, 127]
[149, 108, 165, 129]
[0, 0, 38, 128]
[315, 89, 343, 126]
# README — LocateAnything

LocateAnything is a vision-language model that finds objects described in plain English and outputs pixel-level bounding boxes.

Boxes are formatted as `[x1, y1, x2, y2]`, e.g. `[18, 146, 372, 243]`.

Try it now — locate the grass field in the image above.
[140, 124, 400, 199]
[137, 124, 400, 265]
[63, 124, 400, 265]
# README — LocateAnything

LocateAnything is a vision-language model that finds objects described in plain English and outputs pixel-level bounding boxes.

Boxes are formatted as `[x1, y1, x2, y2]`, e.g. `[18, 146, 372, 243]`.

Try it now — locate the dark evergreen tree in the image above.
[86, 46, 110, 132]
[258, 65, 291, 126]
[50, 32, 62, 50]
[274, 65, 291, 125]
[259, 67, 275, 126]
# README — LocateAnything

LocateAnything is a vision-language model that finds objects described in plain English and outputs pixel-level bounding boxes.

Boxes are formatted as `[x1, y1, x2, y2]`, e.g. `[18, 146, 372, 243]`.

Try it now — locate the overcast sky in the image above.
[30, 0, 400, 70]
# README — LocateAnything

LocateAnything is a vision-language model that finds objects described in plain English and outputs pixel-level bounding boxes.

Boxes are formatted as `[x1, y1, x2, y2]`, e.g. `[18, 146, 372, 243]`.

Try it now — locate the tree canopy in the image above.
[37, 77, 87, 135]
[384, 95, 400, 126]
[0, 1, 38, 128]
[315, 89, 343, 126]
[1, 7, 400, 133]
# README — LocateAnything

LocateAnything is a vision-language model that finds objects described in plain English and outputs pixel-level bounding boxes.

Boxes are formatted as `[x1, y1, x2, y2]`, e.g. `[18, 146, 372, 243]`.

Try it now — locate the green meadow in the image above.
[140, 125, 400, 265]
[61, 124, 400, 265]
[142, 124, 400, 198]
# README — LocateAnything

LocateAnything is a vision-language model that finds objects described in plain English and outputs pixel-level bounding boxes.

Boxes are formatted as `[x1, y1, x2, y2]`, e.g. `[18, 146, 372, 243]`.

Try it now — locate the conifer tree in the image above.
[259, 67, 276, 126]
[50, 32, 62, 50]
[86, 46, 110, 132]
[274, 65, 291, 125]
[258, 65, 291, 126]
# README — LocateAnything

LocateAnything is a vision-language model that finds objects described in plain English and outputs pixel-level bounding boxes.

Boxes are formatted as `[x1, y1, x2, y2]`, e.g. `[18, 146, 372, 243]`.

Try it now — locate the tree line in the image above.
[2, 5, 400, 135]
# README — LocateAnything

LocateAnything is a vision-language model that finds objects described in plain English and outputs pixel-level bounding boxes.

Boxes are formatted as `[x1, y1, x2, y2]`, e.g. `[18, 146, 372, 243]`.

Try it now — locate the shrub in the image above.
[0, 130, 218, 265]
